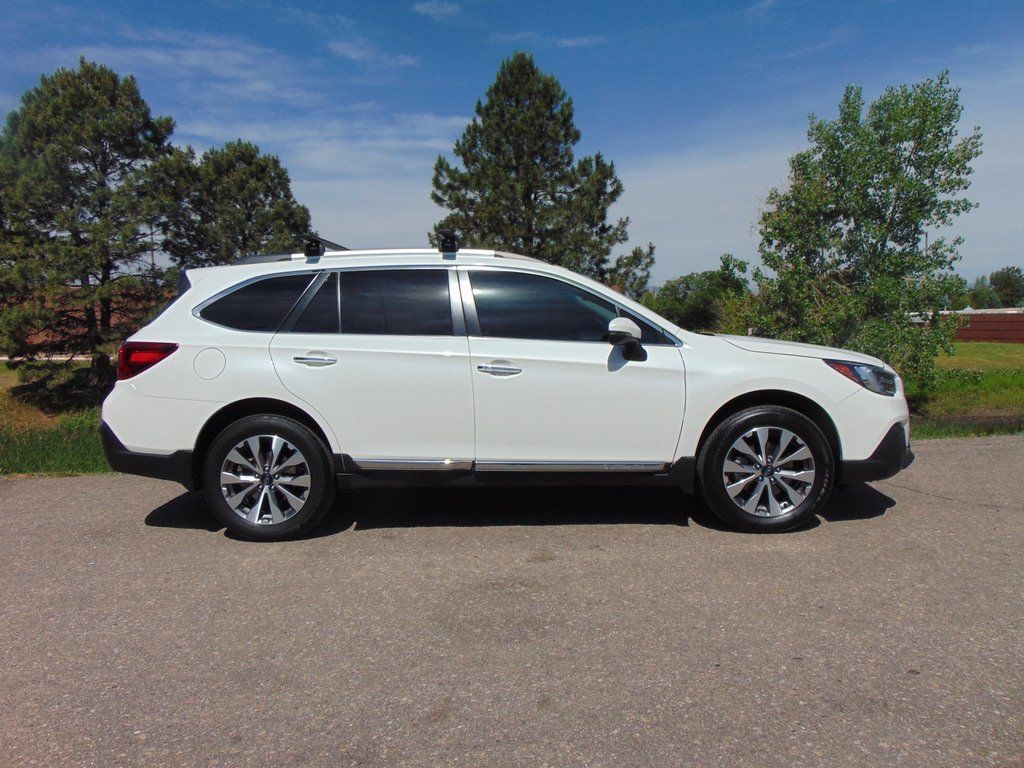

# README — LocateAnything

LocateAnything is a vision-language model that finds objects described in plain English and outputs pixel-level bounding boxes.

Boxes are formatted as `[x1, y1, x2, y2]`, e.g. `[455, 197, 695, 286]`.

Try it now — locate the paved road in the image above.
[1, 436, 1022, 767]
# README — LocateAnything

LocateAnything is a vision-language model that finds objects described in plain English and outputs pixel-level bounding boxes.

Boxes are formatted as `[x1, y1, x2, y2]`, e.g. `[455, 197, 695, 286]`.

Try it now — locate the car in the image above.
[101, 239, 913, 540]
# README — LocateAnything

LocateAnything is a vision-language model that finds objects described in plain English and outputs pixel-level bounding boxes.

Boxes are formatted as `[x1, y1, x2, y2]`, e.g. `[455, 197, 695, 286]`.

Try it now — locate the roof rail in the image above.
[234, 251, 300, 265]
[235, 234, 349, 265]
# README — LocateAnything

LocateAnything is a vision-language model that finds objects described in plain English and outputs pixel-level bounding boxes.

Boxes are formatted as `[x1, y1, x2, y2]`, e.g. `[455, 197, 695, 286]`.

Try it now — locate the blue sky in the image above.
[2, 0, 1022, 282]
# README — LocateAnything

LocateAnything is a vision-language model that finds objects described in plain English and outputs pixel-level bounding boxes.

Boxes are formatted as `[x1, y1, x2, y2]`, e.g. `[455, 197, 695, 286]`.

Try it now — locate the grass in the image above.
[937, 341, 1024, 372]
[1, 342, 1022, 476]
[0, 369, 107, 476]
[911, 342, 1024, 439]
[0, 408, 107, 475]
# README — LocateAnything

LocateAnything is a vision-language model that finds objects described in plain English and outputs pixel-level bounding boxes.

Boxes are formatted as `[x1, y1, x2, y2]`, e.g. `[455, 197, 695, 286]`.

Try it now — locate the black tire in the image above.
[202, 414, 336, 541]
[697, 405, 834, 532]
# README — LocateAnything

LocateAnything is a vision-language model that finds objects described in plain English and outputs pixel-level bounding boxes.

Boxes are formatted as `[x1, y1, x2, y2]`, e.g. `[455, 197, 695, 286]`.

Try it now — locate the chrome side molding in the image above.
[348, 458, 669, 473]
[475, 461, 668, 473]
[350, 458, 474, 471]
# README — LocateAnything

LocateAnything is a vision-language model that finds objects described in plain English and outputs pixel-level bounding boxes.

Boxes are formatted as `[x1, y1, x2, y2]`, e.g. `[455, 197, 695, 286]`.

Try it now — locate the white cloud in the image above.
[616, 136, 796, 283]
[328, 39, 418, 68]
[744, 0, 779, 17]
[555, 35, 606, 49]
[943, 58, 1024, 279]
[770, 24, 858, 61]
[491, 31, 607, 49]
[491, 31, 541, 44]
[411, 1, 459, 20]
[51, 29, 322, 109]
[177, 109, 469, 246]
[617, 49, 1024, 284]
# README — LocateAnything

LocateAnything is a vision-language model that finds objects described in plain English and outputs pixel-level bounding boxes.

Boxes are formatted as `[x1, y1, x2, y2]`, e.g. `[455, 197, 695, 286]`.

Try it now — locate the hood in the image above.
[717, 334, 886, 367]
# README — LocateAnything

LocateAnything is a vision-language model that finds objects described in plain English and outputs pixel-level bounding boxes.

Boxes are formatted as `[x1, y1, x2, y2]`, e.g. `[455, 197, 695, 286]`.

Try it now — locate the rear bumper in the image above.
[839, 423, 914, 484]
[100, 421, 195, 490]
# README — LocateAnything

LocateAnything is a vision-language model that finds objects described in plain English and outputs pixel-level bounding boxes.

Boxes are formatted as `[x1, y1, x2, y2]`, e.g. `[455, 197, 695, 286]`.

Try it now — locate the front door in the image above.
[461, 268, 686, 468]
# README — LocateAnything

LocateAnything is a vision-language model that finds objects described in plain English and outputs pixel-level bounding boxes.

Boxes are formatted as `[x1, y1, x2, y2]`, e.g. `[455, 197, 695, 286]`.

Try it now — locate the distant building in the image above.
[922, 307, 1024, 343]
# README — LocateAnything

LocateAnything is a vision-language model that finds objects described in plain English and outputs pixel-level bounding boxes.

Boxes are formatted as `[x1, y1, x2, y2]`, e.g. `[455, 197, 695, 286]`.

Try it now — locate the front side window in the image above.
[469, 270, 619, 342]
[617, 308, 675, 346]
[340, 269, 452, 336]
[199, 274, 314, 332]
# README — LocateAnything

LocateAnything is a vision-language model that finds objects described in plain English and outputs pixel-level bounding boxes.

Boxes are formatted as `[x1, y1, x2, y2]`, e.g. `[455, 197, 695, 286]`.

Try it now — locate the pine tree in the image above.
[431, 52, 628, 278]
[0, 58, 174, 394]
[158, 140, 311, 268]
[607, 243, 656, 300]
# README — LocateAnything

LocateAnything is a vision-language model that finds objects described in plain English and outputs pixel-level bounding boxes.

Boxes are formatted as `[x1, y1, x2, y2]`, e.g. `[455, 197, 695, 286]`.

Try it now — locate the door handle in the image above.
[477, 363, 522, 377]
[293, 354, 337, 367]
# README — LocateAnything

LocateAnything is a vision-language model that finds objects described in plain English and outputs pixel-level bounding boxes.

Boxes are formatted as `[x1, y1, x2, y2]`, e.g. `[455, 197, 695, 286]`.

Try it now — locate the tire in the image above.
[697, 406, 834, 532]
[202, 414, 336, 541]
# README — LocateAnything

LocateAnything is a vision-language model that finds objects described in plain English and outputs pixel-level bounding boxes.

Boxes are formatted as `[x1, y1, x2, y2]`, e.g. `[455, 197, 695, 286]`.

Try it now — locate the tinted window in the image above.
[291, 273, 340, 333]
[340, 270, 452, 336]
[470, 271, 618, 342]
[200, 274, 313, 332]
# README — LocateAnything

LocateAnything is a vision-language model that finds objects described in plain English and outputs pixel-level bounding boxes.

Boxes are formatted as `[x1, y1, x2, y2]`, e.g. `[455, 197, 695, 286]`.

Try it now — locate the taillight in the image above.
[117, 342, 179, 380]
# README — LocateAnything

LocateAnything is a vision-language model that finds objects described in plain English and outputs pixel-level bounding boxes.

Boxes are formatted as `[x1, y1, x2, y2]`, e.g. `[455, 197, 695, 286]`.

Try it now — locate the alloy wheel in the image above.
[721, 426, 816, 518]
[219, 434, 311, 525]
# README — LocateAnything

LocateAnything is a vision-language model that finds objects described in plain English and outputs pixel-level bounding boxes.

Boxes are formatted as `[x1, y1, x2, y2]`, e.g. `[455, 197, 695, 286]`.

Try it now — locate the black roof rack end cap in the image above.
[438, 229, 459, 254]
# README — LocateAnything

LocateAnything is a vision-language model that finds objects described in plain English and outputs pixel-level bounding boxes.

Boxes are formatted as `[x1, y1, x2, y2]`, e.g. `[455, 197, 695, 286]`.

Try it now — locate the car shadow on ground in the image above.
[144, 482, 897, 539]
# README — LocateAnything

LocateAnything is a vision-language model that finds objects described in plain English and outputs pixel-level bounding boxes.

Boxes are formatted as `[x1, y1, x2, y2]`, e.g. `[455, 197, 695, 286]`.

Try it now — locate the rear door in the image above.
[270, 268, 474, 468]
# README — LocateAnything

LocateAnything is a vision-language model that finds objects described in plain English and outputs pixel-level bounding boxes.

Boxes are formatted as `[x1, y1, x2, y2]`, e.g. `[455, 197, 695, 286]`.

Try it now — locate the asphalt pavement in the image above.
[1, 436, 1022, 767]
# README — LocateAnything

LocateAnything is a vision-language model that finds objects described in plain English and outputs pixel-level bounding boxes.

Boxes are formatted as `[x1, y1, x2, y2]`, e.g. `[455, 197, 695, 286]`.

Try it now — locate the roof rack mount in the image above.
[235, 234, 349, 265]
[302, 234, 349, 257]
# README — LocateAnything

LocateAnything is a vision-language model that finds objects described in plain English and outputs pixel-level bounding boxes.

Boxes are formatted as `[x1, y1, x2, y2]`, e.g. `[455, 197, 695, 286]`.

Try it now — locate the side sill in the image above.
[100, 422, 196, 490]
[334, 455, 696, 493]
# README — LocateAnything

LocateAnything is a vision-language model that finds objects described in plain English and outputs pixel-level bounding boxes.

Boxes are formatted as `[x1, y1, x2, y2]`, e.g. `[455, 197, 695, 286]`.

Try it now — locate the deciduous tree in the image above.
[989, 265, 1024, 307]
[642, 255, 749, 331]
[739, 72, 982, 389]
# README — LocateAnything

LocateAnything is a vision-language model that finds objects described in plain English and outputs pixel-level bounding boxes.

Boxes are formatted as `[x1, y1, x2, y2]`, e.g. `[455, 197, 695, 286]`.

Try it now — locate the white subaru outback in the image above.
[101, 241, 913, 540]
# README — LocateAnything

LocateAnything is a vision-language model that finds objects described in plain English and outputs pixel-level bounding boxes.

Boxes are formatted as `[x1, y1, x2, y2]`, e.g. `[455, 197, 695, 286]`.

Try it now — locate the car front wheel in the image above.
[698, 405, 834, 532]
[202, 415, 336, 541]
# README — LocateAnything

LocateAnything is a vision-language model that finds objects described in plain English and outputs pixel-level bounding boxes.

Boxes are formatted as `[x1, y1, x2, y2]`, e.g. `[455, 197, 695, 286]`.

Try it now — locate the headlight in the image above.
[824, 359, 898, 396]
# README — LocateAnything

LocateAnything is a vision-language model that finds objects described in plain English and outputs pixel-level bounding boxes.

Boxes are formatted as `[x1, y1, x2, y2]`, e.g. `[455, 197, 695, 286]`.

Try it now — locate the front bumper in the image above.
[839, 423, 914, 484]
[100, 421, 195, 490]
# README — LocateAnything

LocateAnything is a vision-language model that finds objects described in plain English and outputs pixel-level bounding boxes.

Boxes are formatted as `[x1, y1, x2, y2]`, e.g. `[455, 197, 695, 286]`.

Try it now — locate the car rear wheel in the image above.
[202, 415, 335, 541]
[697, 405, 834, 532]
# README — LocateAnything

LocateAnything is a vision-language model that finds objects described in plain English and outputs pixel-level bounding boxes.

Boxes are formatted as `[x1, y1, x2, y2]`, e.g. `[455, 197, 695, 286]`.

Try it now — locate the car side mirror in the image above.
[607, 317, 642, 346]
[607, 317, 647, 361]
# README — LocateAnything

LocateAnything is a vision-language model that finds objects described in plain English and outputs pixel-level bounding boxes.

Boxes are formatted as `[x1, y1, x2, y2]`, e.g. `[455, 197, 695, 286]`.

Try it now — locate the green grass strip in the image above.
[0, 410, 109, 475]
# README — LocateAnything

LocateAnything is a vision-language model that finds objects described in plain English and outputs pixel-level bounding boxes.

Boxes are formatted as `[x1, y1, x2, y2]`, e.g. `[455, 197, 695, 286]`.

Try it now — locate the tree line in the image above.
[0, 53, 1001, 400]
[0, 59, 310, 395]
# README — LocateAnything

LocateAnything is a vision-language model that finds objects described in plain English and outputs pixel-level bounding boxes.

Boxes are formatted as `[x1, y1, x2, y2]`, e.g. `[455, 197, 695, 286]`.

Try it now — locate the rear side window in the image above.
[199, 274, 314, 332]
[469, 270, 617, 342]
[340, 270, 452, 336]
